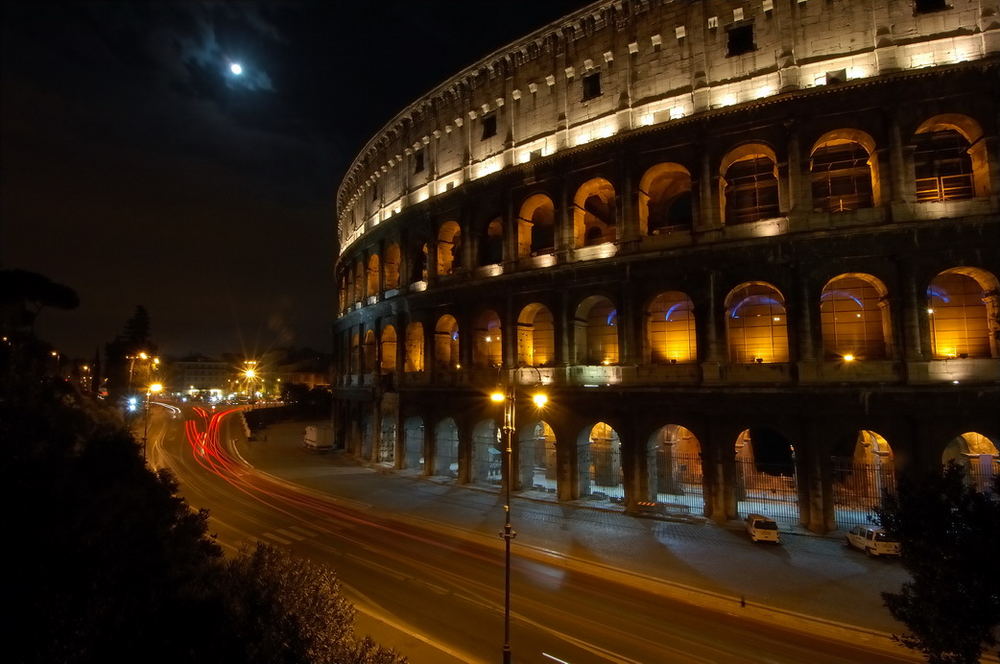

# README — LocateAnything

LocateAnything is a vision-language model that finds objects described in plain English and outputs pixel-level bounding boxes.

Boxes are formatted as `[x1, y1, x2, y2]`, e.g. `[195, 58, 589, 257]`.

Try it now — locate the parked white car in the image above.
[745, 513, 781, 543]
[845, 525, 901, 557]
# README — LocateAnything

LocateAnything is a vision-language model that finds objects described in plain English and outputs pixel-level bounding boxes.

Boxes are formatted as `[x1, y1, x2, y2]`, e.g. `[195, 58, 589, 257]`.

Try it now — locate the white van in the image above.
[846, 525, 901, 557]
[745, 513, 781, 543]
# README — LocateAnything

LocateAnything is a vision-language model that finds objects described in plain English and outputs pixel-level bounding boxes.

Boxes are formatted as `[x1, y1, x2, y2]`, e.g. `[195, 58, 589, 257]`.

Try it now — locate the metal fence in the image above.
[831, 458, 896, 528]
[735, 459, 799, 526]
[653, 452, 705, 512]
[579, 443, 625, 503]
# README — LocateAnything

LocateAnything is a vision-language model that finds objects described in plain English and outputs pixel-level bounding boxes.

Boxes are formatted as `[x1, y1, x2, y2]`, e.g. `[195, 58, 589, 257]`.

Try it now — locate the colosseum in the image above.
[333, 0, 1000, 534]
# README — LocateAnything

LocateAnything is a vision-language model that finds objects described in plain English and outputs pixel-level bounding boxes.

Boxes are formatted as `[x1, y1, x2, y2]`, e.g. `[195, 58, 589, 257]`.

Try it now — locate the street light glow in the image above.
[532, 393, 548, 408]
[230, 63, 243, 75]
[490, 391, 505, 403]
[148, 383, 163, 394]
[244, 368, 257, 379]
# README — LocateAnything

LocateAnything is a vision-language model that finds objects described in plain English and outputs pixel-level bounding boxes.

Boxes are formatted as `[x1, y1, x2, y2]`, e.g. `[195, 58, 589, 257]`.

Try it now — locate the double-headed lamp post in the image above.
[142, 382, 163, 460]
[490, 375, 547, 664]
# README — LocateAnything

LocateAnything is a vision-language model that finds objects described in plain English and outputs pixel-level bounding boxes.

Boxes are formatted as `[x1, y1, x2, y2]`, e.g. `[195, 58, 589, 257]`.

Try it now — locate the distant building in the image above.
[168, 354, 231, 393]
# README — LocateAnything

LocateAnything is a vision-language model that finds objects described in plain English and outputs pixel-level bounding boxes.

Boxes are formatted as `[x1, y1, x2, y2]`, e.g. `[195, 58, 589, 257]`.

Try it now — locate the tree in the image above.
[5, 347, 405, 664]
[874, 464, 1000, 663]
[0, 268, 78, 335]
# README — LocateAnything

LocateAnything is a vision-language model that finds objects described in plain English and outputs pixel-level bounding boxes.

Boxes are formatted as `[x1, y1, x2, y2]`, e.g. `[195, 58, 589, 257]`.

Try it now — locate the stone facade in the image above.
[333, 0, 1000, 534]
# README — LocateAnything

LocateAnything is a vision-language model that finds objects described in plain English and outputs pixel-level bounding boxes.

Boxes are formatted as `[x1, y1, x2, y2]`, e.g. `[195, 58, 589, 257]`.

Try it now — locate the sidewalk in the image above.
[237, 419, 911, 642]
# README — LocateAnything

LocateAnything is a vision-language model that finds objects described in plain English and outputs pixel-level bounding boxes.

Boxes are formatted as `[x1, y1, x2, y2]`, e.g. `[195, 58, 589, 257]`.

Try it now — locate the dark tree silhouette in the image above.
[0, 268, 79, 333]
[874, 464, 1000, 664]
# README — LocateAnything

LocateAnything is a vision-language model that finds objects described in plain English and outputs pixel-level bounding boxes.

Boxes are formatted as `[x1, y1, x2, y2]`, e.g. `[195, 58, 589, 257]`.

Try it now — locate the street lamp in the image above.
[142, 382, 163, 461]
[489, 370, 547, 664]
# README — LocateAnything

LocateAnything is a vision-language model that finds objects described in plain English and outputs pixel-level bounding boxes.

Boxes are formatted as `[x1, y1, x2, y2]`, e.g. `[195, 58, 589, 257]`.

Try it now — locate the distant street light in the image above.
[142, 382, 163, 461]
[490, 369, 547, 664]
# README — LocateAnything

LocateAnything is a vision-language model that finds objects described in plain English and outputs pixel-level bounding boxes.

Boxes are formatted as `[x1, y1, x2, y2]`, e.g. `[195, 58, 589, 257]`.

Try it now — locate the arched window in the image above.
[437, 221, 462, 276]
[338, 275, 347, 313]
[434, 315, 460, 370]
[517, 194, 556, 257]
[820, 274, 891, 360]
[345, 269, 354, 307]
[404, 322, 424, 372]
[721, 145, 780, 225]
[647, 425, 704, 509]
[913, 114, 988, 202]
[639, 163, 693, 235]
[383, 243, 400, 290]
[473, 310, 502, 368]
[518, 420, 557, 492]
[735, 427, 798, 523]
[810, 131, 877, 213]
[363, 329, 376, 372]
[574, 296, 618, 365]
[479, 217, 504, 266]
[725, 282, 789, 363]
[366, 254, 380, 297]
[928, 268, 999, 359]
[646, 291, 697, 363]
[572, 178, 617, 247]
[517, 303, 555, 366]
[380, 325, 397, 373]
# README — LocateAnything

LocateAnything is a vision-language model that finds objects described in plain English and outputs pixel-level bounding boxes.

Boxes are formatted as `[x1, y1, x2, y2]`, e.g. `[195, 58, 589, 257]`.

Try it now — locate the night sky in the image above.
[2, 1, 587, 360]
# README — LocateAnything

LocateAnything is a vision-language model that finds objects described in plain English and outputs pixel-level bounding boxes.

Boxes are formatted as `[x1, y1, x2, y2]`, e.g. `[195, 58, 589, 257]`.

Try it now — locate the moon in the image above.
[229, 63, 243, 75]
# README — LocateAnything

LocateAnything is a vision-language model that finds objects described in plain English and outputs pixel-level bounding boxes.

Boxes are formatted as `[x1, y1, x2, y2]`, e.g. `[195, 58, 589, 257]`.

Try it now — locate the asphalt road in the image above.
[148, 405, 919, 664]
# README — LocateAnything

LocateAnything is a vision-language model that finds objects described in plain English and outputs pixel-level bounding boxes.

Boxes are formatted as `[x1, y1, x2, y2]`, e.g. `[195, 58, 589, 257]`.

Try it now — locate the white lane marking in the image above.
[289, 525, 319, 537]
[261, 531, 292, 545]
[276, 528, 305, 541]
[542, 654, 571, 664]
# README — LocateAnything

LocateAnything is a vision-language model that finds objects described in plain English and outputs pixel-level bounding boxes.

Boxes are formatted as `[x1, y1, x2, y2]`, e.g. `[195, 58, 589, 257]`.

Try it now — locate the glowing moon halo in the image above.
[230, 63, 243, 75]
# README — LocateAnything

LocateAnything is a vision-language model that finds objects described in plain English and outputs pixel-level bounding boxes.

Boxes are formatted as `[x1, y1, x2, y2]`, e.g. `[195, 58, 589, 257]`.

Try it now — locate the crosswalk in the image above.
[246, 524, 320, 547]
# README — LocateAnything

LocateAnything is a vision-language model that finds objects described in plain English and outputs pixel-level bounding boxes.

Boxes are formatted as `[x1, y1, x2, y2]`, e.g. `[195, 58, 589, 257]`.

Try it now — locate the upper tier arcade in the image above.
[336, 0, 1000, 253]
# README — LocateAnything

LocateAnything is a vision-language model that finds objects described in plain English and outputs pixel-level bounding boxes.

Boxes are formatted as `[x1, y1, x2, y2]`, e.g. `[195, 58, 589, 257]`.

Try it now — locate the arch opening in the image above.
[928, 268, 999, 359]
[646, 425, 704, 511]
[366, 254, 380, 297]
[735, 427, 799, 524]
[646, 291, 697, 364]
[518, 420, 557, 494]
[471, 419, 502, 486]
[378, 413, 395, 465]
[572, 178, 617, 248]
[437, 221, 462, 276]
[913, 115, 987, 201]
[832, 430, 896, 528]
[473, 310, 502, 368]
[383, 243, 400, 290]
[942, 432, 999, 492]
[820, 274, 891, 360]
[721, 145, 780, 225]
[405, 322, 424, 372]
[380, 325, 397, 373]
[402, 416, 424, 471]
[479, 217, 504, 266]
[578, 422, 624, 503]
[640, 163, 693, 235]
[574, 296, 618, 365]
[433, 418, 460, 479]
[434, 315, 460, 370]
[518, 194, 555, 257]
[810, 134, 876, 213]
[725, 282, 789, 363]
[517, 303, 555, 367]
[363, 329, 376, 373]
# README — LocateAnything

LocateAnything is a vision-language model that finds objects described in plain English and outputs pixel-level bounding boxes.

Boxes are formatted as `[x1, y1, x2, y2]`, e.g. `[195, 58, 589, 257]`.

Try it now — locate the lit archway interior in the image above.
[473, 310, 502, 368]
[832, 430, 896, 528]
[402, 416, 424, 470]
[809, 130, 878, 213]
[437, 221, 462, 276]
[405, 322, 424, 372]
[820, 273, 891, 360]
[720, 144, 779, 225]
[366, 254, 380, 297]
[480, 217, 504, 266]
[928, 268, 999, 359]
[914, 114, 988, 201]
[572, 178, 617, 247]
[434, 315, 460, 370]
[646, 291, 697, 363]
[517, 194, 555, 257]
[942, 432, 999, 492]
[363, 329, 376, 372]
[517, 303, 555, 366]
[639, 163, 692, 235]
[725, 282, 789, 363]
[574, 296, 618, 365]
[383, 243, 401, 290]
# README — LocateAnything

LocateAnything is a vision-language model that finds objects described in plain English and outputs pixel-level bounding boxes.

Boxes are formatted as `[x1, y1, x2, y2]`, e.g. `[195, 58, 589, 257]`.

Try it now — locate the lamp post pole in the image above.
[500, 377, 516, 664]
